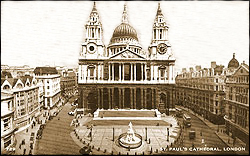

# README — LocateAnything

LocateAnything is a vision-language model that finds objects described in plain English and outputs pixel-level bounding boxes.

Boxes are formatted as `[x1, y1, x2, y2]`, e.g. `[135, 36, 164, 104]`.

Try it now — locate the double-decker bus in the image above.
[175, 108, 183, 117]
[183, 114, 191, 127]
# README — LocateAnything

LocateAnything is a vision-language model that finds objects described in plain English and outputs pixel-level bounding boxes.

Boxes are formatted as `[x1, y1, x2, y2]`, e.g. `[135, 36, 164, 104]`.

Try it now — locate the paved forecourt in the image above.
[71, 111, 180, 155]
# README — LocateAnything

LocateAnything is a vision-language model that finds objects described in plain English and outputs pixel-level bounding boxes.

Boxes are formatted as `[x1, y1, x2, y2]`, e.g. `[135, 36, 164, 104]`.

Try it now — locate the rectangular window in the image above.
[4, 135, 11, 148]
[3, 118, 10, 131]
[21, 108, 26, 116]
[47, 86, 49, 89]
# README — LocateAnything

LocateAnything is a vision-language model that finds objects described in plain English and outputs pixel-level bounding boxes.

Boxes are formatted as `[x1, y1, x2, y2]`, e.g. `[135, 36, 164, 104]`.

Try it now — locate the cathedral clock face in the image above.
[87, 43, 97, 54]
[157, 43, 168, 55]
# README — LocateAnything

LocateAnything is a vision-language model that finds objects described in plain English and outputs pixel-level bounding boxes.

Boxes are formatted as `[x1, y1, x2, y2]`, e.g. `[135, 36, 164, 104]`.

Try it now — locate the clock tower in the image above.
[149, 3, 173, 60]
[81, 2, 105, 59]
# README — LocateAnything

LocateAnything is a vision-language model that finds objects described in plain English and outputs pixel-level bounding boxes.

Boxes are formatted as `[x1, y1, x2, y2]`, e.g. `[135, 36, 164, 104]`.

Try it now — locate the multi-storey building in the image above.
[1, 92, 16, 154]
[224, 61, 249, 149]
[78, 2, 175, 114]
[60, 69, 77, 98]
[1, 76, 41, 130]
[34, 67, 61, 109]
[2, 65, 34, 78]
[175, 60, 231, 124]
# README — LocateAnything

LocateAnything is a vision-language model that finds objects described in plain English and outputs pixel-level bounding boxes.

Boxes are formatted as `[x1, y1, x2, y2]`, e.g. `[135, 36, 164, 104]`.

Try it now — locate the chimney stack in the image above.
[195, 65, 201, 71]
[211, 61, 216, 69]
[182, 68, 187, 73]
[189, 67, 194, 72]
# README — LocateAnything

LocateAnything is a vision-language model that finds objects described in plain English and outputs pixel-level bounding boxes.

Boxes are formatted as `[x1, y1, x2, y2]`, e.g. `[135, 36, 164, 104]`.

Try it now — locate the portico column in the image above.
[97, 88, 100, 108]
[154, 66, 158, 81]
[130, 88, 133, 109]
[134, 88, 136, 109]
[101, 88, 103, 109]
[112, 88, 114, 109]
[108, 63, 111, 81]
[141, 88, 143, 109]
[152, 88, 155, 109]
[87, 68, 90, 80]
[122, 88, 125, 108]
[101, 64, 104, 80]
[130, 63, 133, 81]
[144, 89, 147, 109]
[141, 63, 143, 81]
[112, 63, 115, 81]
[122, 63, 125, 81]
[151, 64, 154, 81]
[134, 63, 136, 81]
[118, 88, 121, 108]
[108, 88, 111, 109]
[119, 63, 122, 81]
[145, 64, 147, 81]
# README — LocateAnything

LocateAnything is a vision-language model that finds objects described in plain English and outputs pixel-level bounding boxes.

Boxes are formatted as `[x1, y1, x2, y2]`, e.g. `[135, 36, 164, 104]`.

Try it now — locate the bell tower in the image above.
[81, 2, 105, 59]
[149, 3, 173, 60]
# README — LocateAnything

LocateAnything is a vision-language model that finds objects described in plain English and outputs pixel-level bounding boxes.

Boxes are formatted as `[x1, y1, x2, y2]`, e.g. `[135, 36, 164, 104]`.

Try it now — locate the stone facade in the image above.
[1, 92, 16, 154]
[78, 3, 176, 114]
[175, 62, 230, 124]
[34, 67, 61, 109]
[224, 61, 249, 148]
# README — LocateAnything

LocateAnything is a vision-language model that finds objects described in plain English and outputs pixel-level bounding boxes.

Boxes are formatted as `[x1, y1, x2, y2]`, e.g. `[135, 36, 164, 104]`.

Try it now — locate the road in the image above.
[163, 108, 236, 155]
[34, 103, 81, 155]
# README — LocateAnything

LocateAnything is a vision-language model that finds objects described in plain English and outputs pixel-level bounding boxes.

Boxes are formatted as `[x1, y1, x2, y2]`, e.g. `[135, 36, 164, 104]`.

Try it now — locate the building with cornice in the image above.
[1, 92, 16, 154]
[34, 67, 61, 109]
[224, 60, 249, 149]
[78, 2, 176, 114]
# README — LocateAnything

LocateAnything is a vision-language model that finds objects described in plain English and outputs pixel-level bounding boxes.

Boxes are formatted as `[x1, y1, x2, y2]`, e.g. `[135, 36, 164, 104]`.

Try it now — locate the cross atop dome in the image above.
[92, 1, 97, 12]
[122, 4, 129, 24]
[157, 3, 163, 16]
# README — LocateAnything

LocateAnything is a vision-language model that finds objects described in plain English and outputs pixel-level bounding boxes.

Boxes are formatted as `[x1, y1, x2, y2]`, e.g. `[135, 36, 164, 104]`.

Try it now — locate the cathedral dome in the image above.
[111, 23, 138, 41]
[228, 53, 239, 69]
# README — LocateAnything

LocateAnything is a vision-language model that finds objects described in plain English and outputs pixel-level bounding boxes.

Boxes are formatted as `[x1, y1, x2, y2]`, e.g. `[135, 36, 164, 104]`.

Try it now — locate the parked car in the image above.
[68, 111, 75, 116]
[79, 146, 92, 154]
[31, 132, 35, 137]
[39, 124, 46, 130]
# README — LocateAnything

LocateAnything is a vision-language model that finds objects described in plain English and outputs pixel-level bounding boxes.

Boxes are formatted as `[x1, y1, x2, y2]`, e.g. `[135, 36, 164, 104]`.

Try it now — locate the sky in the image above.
[1, 1, 249, 74]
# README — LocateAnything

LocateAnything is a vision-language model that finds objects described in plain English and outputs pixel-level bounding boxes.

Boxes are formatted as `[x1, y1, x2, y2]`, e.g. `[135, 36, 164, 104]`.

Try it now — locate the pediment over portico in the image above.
[109, 49, 146, 60]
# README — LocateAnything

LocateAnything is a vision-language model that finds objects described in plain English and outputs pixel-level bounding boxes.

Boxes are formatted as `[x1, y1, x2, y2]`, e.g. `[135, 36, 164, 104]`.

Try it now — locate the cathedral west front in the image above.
[78, 2, 176, 114]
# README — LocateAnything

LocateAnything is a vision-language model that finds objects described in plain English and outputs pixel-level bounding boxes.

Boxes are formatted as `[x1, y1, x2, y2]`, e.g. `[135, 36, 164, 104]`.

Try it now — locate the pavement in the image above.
[71, 114, 180, 155]
[34, 102, 80, 155]
[179, 106, 249, 155]
[13, 109, 48, 155]
[13, 103, 64, 155]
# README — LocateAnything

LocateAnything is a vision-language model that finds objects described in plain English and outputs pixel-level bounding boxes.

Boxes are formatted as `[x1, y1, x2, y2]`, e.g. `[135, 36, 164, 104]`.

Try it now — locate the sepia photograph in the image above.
[1, 0, 249, 155]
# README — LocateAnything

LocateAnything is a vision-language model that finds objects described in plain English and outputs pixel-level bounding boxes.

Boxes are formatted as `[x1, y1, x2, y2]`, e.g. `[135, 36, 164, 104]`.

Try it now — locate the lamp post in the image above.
[113, 127, 114, 141]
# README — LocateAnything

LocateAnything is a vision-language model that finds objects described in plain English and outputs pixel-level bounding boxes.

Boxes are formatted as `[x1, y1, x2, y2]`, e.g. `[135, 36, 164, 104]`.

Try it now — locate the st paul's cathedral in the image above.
[78, 2, 176, 114]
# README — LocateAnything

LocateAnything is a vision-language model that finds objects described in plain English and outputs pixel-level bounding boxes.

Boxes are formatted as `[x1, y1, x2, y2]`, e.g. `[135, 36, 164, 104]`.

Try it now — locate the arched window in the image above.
[3, 85, 10, 90]
[16, 83, 23, 89]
